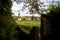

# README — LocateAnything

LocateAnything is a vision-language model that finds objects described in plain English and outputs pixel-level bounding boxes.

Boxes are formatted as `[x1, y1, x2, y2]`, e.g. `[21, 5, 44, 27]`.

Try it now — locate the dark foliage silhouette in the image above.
[29, 27, 39, 40]
[15, 26, 39, 40]
[15, 26, 29, 40]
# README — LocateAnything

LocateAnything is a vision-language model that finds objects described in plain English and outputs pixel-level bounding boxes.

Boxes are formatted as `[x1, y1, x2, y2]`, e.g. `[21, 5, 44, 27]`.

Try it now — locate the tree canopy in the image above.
[0, 0, 12, 16]
[0, 0, 17, 40]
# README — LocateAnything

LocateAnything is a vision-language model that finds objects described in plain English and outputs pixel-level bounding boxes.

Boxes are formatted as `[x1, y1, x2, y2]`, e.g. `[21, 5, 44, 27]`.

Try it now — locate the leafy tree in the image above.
[47, 4, 60, 16]
[0, 0, 17, 40]
[29, 0, 39, 14]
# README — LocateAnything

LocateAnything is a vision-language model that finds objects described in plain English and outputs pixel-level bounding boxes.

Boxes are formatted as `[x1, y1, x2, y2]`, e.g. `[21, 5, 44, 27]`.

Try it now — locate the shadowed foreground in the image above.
[15, 26, 40, 40]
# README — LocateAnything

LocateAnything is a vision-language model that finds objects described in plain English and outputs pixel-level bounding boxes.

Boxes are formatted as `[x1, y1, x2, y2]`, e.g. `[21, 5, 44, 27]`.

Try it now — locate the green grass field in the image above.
[15, 21, 41, 31]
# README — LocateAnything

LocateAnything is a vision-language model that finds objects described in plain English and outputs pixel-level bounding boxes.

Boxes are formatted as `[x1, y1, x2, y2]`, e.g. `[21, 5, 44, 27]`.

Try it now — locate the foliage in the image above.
[46, 4, 60, 16]
[28, 0, 39, 14]
[13, 16, 18, 20]
[0, 0, 12, 16]
[21, 17, 27, 21]
[0, 0, 18, 40]
[32, 0, 39, 11]
[50, 6, 60, 14]
[31, 16, 34, 20]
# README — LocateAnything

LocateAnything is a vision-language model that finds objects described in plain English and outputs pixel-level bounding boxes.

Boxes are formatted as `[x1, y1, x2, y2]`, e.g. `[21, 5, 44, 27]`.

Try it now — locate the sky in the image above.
[11, 2, 30, 16]
[11, 2, 41, 17]
[11, 0, 60, 16]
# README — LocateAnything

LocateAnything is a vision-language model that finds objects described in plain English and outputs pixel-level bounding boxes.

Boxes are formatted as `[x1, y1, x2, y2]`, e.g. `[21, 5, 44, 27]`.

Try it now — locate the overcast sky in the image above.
[11, 2, 29, 16]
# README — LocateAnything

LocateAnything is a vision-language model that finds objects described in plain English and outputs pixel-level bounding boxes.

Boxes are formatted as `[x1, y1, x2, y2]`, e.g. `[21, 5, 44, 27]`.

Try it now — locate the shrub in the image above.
[21, 17, 27, 21]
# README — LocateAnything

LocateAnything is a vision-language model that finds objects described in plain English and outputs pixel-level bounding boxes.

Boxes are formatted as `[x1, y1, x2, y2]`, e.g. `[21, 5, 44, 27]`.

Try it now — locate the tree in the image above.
[26, 0, 40, 21]
[47, 4, 60, 16]
[0, 0, 17, 40]
[29, 0, 39, 14]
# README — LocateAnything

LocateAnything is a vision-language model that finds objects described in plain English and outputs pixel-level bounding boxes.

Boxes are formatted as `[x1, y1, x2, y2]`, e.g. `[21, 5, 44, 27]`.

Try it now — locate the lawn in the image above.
[15, 21, 41, 31]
